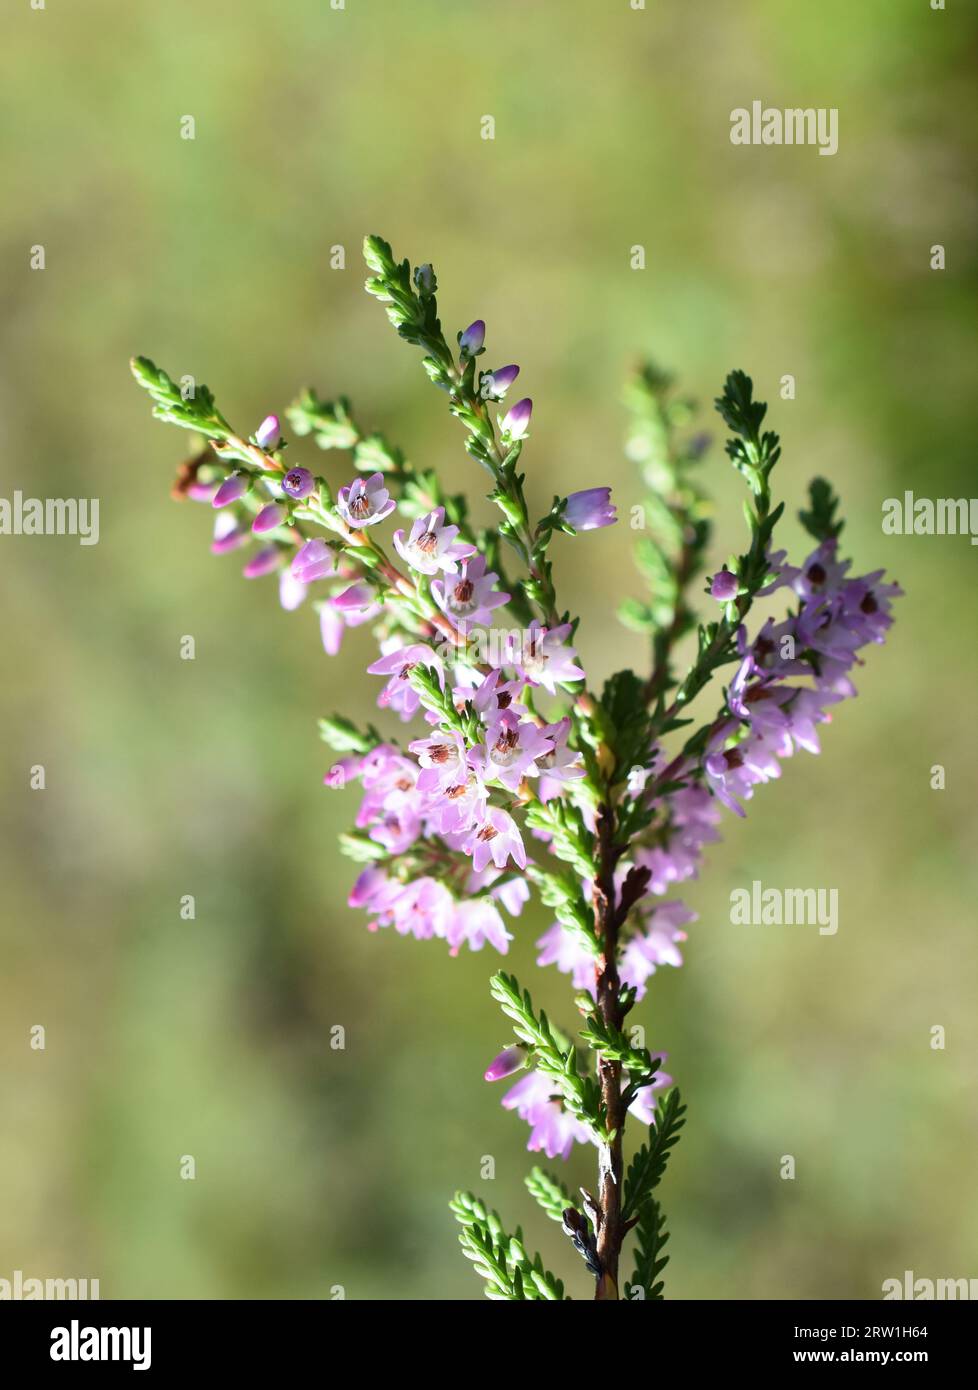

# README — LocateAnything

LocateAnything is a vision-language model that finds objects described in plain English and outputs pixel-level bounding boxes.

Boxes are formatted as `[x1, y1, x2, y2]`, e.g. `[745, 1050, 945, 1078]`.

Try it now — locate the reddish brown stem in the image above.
[593, 805, 625, 1299]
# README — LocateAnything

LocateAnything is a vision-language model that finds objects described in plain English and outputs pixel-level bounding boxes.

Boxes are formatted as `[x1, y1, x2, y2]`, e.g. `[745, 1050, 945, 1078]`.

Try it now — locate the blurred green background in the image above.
[1, 0, 976, 1300]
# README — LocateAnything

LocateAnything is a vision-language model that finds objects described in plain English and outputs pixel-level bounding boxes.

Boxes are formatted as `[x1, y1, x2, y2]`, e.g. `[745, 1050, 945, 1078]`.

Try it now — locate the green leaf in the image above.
[130, 356, 229, 439]
[622, 1088, 687, 1222]
[799, 476, 844, 542]
[317, 715, 382, 755]
[450, 1192, 565, 1301]
[286, 390, 359, 450]
[624, 1198, 670, 1301]
[525, 1167, 578, 1224]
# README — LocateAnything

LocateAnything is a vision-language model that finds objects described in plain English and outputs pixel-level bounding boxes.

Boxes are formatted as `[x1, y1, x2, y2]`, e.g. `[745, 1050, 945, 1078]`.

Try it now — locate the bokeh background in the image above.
[1, 0, 976, 1300]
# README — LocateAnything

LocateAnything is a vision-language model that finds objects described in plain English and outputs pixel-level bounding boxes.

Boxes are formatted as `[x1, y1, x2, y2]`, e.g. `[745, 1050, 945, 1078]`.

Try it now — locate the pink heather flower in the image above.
[485, 1045, 526, 1082]
[212, 473, 248, 508]
[536, 922, 600, 995]
[336, 472, 396, 528]
[509, 621, 585, 694]
[255, 414, 280, 449]
[564, 488, 617, 532]
[769, 687, 842, 757]
[367, 642, 445, 720]
[211, 511, 246, 555]
[392, 507, 474, 576]
[536, 717, 586, 801]
[369, 807, 422, 855]
[356, 746, 419, 820]
[471, 668, 526, 720]
[278, 569, 307, 611]
[704, 724, 782, 816]
[459, 319, 485, 356]
[319, 602, 344, 656]
[792, 539, 851, 603]
[620, 901, 695, 1000]
[839, 572, 902, 643]
[628, 1058, 674, 1127]
[750, 615, 810, 679]
[502, 1070, 593, 1161]
[489, 875, 531, 917]
[410, 729, 467, 794]
[476, 709, 554, 793]
[756, 547, 801, 596]
[635, 785, 721, 893]
[727, 657, 793, 733]
[253, 501, 288, 534]
[242, 546, 281, 579]
[464, 807, 526, 873]
[502, 397, 532, 440]
[711, 568, 739, 602]
[348, 865, 397, 911]
[318, 589, 380, 656]
[429, 771, 489, 836]
[332, 581, 377, 614]
[381, 877, 455, 940]
[187, 478, 219, 503]
[446, 898, 512, 955]
[291, 538, 337, 583]
[431, 554, 509, 629]
[323, 756, 362, 789]
[482, 364, 520, 400]
[281, 466, 315, 500]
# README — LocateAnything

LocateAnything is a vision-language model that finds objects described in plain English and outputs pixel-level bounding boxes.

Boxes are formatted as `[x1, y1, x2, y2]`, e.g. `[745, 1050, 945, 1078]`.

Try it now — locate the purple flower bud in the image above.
[279, 569, 307, 611]
[711, 569, 739, 602]
[253, 502, 288, 534]
[212, 473, 248, 508]
[255, 414, 280, 449]
[565, 487, 617, 532]
[211, 511, 246, 555]
[291, 538, 336, 583]
[242, 546, 281, 579]
[187, 479, 218, 503]
[281, 466, 315, 500]
[502, 397, 532, 439]
[324, 757, 360, 789]
[332, 581, 375, 612]
[484, 363, 520, 399]
[319, 602, 344, 656]
[484, 1045, 526, 1083]
[459, 319, 485, 356]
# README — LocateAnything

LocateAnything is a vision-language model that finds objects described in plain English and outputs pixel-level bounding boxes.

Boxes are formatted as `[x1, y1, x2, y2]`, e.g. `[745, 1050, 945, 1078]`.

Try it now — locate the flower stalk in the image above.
[131, 235, 900, 1300]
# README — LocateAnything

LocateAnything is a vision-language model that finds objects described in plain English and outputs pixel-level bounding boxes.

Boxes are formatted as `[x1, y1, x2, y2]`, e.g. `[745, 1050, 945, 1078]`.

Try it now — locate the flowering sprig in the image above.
[131, 233, 900, 1301]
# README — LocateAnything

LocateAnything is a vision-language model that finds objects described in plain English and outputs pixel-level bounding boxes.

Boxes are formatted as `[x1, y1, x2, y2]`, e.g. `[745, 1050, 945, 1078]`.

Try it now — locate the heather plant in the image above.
[131, 235, 900, 1300]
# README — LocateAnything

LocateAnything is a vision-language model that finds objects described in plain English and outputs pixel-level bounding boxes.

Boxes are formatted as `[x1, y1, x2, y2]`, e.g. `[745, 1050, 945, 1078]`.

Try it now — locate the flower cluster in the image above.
[133, 237, 900, 1301]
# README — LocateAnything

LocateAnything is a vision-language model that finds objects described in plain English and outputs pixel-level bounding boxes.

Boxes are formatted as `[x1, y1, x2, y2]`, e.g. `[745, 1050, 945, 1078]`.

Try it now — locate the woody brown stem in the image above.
[593, 805, 625, 1299]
